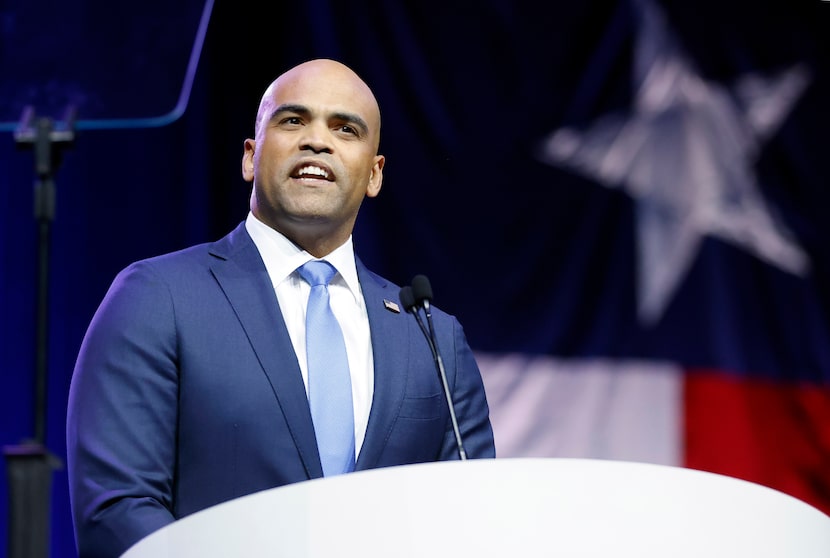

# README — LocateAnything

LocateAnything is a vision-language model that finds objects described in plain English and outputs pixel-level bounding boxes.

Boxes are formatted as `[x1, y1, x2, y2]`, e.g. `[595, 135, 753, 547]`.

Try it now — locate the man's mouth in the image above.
[293, 163, 334, 181]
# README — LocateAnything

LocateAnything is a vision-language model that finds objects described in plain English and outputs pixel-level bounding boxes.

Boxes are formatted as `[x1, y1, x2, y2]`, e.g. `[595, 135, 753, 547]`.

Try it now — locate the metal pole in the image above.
[4, 107, 73, 558]
[3, 444, 61, 558]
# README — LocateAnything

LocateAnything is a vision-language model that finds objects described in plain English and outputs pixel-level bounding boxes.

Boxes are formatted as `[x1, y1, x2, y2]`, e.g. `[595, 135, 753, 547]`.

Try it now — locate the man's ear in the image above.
[242, 139, 256, 182]
[366, 154, 385, 198]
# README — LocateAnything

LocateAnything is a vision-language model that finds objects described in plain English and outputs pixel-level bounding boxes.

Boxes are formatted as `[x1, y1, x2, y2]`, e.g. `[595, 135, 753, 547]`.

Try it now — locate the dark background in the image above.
[2, 0, 829, 555]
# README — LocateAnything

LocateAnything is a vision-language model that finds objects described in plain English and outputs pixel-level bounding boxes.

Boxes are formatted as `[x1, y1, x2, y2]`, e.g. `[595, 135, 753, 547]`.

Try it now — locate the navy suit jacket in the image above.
[66, 222, 495, 558]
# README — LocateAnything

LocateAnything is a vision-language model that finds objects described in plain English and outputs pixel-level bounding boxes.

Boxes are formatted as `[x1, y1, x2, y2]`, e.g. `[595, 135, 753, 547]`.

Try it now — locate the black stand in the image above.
[3, 106, 74, 558]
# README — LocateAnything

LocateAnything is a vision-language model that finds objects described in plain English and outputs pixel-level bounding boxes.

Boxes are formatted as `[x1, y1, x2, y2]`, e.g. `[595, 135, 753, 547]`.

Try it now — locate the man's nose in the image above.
[299, 121, 333, 154]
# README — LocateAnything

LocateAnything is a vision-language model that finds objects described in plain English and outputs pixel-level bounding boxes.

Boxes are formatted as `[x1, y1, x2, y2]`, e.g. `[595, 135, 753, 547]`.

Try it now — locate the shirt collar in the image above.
[245, 211, 361, 299]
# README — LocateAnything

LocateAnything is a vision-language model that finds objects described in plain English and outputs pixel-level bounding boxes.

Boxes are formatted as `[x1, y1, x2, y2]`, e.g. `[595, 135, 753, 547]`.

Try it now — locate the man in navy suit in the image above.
[65, 58, 495, 558]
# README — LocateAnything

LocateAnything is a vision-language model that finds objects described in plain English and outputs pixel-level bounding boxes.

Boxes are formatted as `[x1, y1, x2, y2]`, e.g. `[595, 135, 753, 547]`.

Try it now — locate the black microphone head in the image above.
[399, 285, 417, 312]
[411, 274, 433, 304]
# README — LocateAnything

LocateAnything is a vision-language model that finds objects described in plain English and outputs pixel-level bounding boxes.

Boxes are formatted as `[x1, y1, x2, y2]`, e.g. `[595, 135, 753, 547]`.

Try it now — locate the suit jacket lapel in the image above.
[207, 223, 322, 478]
[355, 261, 411, 469]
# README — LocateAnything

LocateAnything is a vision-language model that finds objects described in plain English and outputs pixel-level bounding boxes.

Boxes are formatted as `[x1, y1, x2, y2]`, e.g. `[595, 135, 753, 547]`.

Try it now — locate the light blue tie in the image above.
[298, 260, 356, 476]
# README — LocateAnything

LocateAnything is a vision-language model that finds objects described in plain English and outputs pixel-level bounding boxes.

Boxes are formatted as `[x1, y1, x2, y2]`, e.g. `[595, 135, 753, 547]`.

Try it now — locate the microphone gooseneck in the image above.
[399, 276, 467, 460]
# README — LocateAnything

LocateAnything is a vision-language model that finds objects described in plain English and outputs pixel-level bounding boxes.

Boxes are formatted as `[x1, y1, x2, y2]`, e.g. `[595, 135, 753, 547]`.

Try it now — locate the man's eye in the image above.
[280, 116, 302, 125]
[339, 125, 357, 135]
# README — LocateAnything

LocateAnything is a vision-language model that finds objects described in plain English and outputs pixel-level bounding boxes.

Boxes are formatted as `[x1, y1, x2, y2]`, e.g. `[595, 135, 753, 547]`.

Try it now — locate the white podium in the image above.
[121, 458, 830, 557]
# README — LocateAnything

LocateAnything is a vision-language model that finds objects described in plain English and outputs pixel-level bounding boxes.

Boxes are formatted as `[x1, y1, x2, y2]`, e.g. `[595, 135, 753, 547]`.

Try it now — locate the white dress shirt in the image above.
[245, 212, 374, 458]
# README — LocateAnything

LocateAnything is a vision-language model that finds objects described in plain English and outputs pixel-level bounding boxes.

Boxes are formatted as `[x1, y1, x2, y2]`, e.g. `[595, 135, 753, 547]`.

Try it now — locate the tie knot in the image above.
[298, 260, 337, 287]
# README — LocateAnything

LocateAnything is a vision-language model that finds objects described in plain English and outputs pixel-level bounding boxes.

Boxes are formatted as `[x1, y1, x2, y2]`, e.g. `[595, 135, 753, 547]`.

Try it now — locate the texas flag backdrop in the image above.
[457, 0, 830, 516]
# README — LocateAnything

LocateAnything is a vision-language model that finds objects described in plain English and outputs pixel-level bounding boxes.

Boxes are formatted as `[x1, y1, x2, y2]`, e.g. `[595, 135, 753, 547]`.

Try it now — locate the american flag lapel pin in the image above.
[383, 299, 401, 313]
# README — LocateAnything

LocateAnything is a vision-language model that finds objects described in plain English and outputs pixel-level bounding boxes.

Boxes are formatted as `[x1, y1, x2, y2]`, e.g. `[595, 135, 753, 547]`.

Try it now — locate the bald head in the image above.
[254, 59, 382, 152]
[242, 58, 386, 256]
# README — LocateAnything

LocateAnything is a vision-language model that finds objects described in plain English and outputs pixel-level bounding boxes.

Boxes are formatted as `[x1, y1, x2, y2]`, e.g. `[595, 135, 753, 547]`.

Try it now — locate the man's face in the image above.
[242, 60, 384, 252]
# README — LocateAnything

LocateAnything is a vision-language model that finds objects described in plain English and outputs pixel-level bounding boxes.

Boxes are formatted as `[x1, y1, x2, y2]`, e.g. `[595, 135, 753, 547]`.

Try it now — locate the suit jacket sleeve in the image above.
[66, 260, 179, 558]
[439, 315, 496, 460]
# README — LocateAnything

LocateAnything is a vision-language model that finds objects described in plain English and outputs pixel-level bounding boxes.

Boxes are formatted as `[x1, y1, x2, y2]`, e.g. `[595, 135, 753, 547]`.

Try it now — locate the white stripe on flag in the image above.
[476, 353, 684, 466]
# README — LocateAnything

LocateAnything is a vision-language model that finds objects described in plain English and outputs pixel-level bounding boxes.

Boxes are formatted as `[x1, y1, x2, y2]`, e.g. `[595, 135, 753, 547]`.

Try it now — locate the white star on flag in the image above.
[536, 0, 811, 325]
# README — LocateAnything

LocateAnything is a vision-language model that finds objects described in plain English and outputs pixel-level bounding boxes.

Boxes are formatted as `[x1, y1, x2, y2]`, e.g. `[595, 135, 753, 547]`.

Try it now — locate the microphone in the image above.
[410, 275, 437, 342]
[399, 286, 429, 341]
[400, 275, 467, 460]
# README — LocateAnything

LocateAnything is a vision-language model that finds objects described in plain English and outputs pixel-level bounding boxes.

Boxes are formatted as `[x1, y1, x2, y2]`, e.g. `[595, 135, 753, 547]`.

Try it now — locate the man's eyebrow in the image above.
[332, 112, 369, 136]
[270, 104, 310, 121]
[270, 104, 369, 135]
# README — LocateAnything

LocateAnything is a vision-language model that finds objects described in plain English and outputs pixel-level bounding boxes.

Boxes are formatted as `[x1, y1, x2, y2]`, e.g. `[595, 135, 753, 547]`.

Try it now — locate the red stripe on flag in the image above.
[684, 370, 830, 516]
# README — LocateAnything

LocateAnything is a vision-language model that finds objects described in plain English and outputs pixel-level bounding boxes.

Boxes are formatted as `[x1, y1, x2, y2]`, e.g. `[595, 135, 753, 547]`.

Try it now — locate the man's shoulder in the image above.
[119, 222, 251, 277]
